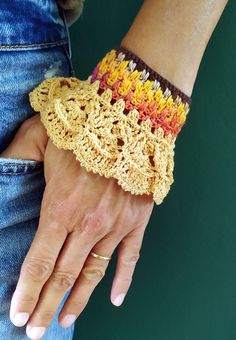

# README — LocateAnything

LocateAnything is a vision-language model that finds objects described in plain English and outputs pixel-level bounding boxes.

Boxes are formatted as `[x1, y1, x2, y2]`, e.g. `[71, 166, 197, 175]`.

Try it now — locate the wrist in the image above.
[91, 46, 191, 138]
[120, 37, 196, 97]
[29, 46, 191, 204]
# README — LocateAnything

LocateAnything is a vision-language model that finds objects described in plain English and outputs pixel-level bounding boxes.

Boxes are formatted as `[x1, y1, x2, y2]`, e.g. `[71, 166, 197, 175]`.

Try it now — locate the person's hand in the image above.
[6, 115, 154, 340]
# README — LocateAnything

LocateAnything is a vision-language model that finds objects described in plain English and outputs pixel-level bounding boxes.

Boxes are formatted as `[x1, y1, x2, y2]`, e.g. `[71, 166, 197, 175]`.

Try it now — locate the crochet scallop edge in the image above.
[29, 76, 176, 205]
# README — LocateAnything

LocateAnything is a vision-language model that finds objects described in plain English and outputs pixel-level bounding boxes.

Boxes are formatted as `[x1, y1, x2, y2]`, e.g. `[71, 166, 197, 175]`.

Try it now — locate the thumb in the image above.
[0, 114, 48, 161]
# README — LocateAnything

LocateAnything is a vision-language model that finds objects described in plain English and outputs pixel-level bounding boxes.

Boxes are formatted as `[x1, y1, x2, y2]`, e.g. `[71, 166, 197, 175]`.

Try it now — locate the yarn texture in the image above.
[29, 47, 191, 205]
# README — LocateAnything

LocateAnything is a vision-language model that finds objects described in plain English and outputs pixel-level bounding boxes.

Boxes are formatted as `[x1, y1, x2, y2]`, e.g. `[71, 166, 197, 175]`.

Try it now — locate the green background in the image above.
[69, 1, 236, 339]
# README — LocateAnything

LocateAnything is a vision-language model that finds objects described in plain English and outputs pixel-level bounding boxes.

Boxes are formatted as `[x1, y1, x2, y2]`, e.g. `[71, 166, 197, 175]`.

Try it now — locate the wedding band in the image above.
[90, 251, 111, 261]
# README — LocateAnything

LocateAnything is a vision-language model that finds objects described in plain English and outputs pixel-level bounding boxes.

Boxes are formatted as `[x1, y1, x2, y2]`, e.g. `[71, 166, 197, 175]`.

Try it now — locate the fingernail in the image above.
[60, 314, 77, 328]
[11, 312, 29, 326]
[26, 326, 46, 339]
[113, 293, 126, 306]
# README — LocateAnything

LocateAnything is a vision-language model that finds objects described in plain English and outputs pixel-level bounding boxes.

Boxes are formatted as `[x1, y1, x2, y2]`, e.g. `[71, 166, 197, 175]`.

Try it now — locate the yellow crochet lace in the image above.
[29, 76, 176, 205]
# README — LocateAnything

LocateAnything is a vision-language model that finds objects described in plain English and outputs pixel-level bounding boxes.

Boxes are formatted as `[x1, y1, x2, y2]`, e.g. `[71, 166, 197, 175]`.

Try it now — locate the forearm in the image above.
[121, 0, 228, 96]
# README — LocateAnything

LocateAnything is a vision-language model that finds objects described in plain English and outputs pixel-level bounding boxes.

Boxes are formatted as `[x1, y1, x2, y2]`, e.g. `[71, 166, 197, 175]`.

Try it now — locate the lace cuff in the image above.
[29, 46, 191, 205]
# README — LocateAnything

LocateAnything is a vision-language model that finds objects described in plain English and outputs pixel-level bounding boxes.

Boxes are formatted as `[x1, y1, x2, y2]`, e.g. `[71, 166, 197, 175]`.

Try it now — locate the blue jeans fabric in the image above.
[0, 1, 75, 339]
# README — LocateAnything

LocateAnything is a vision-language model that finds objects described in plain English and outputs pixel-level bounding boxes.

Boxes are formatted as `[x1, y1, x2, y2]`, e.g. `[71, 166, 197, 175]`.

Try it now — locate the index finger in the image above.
[9, 195, 68, 327]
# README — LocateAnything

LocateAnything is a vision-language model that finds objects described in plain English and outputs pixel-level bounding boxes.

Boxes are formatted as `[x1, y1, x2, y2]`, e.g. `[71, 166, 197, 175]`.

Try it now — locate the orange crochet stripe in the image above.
[91, 47, 191, 138]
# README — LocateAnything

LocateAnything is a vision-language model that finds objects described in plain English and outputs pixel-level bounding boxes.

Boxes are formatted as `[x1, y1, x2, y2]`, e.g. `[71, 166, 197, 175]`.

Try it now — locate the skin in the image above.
[0, 0, 228, 338]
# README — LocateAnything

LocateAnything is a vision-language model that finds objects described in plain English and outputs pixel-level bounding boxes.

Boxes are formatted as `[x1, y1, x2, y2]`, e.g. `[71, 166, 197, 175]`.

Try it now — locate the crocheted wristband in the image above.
[29, 46, 191, 205]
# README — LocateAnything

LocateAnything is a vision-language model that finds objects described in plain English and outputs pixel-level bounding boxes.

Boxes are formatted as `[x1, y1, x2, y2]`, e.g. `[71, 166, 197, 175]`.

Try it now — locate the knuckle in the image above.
[119, 276, 133, 284]
[23, 258, 53, 282]
[20, 295, 35, 303]
[68, 299, 87, 311]
[33, 310, 55, 321]
[42, 198, 77, 233]
[44, 199, 69, 222]
[16, 293, 36, 307]
[82, 210, 108, 236]
[42, 311, 55, 320]
[121, 252, 140, 266]
[82, 265, 105, 285]
[51, 271, 76, 291]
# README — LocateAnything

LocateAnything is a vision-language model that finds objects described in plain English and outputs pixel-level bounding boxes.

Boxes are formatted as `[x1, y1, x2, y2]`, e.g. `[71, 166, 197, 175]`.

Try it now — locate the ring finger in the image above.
[57, 233, 123, 328]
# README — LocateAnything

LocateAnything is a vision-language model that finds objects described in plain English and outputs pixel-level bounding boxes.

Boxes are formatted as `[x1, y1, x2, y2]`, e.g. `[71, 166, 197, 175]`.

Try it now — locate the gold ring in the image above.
[90, 251, 111, 261]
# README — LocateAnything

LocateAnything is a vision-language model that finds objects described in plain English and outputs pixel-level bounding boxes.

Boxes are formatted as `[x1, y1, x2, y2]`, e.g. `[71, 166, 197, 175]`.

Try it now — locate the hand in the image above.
[8, 116, 154, 340]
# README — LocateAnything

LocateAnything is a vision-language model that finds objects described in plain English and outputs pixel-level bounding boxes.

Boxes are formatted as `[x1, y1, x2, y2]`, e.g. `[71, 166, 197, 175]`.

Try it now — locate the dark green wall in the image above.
[70, 1, 236, 339]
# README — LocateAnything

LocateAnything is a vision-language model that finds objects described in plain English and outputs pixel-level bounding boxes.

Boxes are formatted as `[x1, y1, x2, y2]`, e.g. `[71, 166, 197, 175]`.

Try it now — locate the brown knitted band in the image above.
[116, 45, 191, 105]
